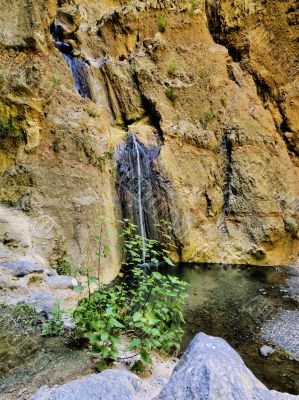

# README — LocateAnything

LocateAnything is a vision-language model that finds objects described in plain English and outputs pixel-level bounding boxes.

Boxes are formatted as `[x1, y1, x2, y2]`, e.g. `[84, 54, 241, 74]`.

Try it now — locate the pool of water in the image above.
[1, 264, 298, 398]
[163, 263, 299, 394]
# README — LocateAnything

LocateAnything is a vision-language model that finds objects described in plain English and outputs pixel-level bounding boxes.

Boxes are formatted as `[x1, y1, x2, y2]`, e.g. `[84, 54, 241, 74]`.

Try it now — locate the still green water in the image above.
[163, 263, 299, 394]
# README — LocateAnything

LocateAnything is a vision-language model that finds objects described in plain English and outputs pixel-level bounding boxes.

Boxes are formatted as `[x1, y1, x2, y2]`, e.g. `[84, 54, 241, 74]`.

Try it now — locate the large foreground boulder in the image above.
[156, 333, 298, 400]
[29, 370, 142, 400]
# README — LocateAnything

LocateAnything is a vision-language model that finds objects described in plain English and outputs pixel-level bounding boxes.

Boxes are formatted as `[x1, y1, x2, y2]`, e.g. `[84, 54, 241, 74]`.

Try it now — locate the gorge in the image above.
[0, 0, 298, 399]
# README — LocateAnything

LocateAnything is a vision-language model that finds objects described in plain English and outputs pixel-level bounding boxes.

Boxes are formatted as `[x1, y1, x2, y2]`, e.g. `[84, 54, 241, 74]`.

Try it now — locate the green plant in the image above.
[199, 108, 215, 128]
[188, 0, 200, 16]
[42, 302, 64, 337]
[11, 304, 41, 328]
[158, 15, 167, 32]
[165, 86, 177, 103]
[53, 75, 61, 88]
[167, 62, 177, 77]
[0, 115, 25, 145]
[120, 219, 175, 268]
[73, 219, 188, 372]
[56, 254, 72, 275]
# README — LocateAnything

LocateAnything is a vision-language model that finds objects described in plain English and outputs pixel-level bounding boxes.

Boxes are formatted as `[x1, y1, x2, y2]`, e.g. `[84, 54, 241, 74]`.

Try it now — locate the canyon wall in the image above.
[0, 0, 298, 279]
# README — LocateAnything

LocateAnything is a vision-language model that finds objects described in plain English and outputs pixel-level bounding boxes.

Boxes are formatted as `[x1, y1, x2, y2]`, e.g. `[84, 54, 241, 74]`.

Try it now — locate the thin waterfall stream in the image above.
[116, 133, 168, 250]
[132, 134, 146, 262]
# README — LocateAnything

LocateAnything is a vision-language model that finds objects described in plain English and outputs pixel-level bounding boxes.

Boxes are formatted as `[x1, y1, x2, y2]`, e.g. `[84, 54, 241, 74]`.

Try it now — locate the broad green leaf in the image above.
[151, 258, 159, 264]
[97, 359, 107, 372]
[128, 338, 141, 349]
[101, 332, 109, 341]
[103, 244, 110, 257]
[163, 256, 175, 266]
[110, 335, 121, 345]
[100, 345, 109, 358]
[108, 318, 124, 328]
[140, 349, 152, 364]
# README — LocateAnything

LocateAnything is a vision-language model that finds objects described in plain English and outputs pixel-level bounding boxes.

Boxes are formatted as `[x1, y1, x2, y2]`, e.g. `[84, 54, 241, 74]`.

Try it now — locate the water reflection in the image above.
[162, 263, 299, 394]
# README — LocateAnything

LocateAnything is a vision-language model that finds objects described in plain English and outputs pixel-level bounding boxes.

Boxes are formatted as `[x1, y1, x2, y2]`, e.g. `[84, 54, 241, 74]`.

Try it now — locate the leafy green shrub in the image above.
[42, 302, 64, 337]
[74, 269, 187, 371]
[165, 86, 177, 103]
[56, 253, 72, 275]
[158, 15, 167, 32]
[73, 219, 188, 372]
[167, 63, 177, 77]
[199, 108, 215, 128]
[121, 219, 175, 268]
[0, 115, 25, 145]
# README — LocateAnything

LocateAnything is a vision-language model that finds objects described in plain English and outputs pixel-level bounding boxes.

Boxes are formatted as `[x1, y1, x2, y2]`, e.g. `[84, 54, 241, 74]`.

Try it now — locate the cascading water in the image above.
[50, 22, 91, 99]
[132, 134, 146, 262]
[116, 133, 171, 262]
[63, 55, 91, 99]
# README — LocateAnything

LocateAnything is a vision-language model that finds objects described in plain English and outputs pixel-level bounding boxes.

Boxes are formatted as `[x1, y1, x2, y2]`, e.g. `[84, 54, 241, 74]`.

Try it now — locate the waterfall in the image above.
[116, 133, 171, 263]
[51, 22, 91, 99]
[62, 54, 91, 99]
[132, 134, 146, 262]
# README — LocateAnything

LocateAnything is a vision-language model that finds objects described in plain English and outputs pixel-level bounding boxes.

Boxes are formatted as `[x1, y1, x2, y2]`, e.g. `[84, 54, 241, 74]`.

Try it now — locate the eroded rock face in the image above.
[0, 0, 298, 277]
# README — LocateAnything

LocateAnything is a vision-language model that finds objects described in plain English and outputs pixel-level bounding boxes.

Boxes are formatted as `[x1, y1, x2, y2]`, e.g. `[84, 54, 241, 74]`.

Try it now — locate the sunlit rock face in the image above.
[0, 0, 298, 280]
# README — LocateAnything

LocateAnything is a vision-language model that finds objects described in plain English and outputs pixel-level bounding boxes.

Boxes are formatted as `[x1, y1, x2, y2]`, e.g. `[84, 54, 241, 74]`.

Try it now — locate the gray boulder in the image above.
[47, 275, 78, 290]
[156, 333, 298, 400]
[1, 261, 43, 277]
[23, 292, 57, 316]
[30, 370, 142, 400]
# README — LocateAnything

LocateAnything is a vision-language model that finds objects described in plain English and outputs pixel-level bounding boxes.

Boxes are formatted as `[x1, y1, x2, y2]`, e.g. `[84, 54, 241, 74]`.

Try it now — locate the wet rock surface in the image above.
[0, 303, 44, 376]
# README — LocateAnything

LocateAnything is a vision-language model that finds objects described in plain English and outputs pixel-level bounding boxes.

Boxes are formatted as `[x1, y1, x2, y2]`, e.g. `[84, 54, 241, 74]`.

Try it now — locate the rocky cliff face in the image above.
[0, 0, 298, 279]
